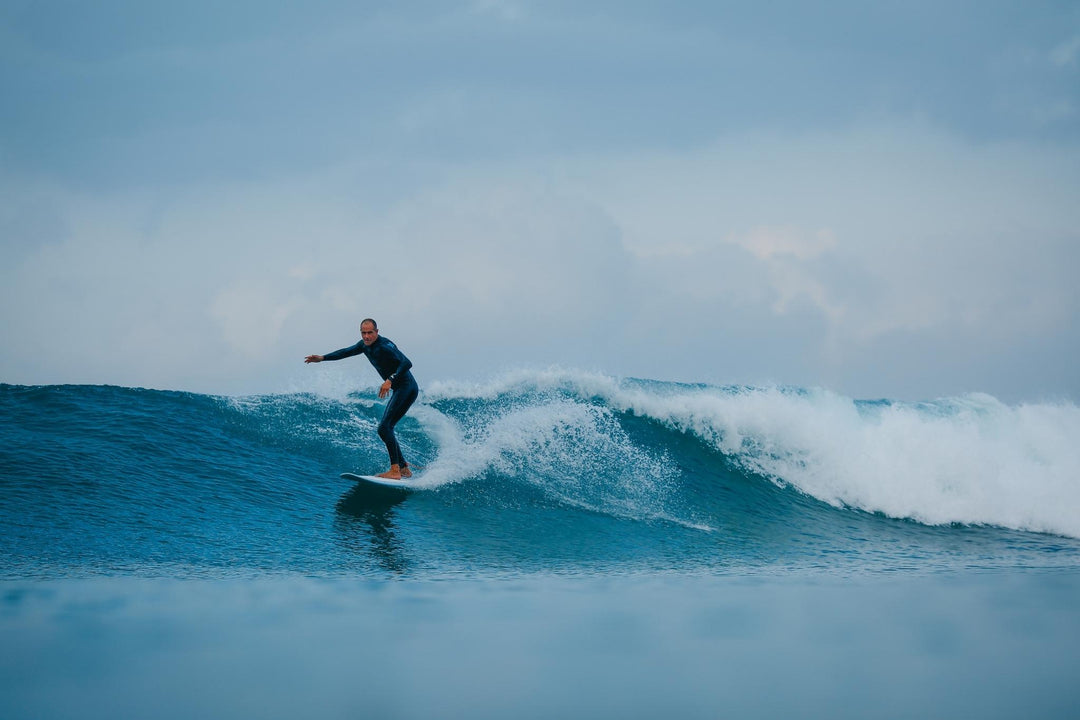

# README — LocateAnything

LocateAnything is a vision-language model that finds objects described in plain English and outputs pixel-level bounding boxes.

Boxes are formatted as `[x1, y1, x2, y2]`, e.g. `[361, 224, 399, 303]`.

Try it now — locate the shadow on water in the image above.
[334, 484, 411, 574]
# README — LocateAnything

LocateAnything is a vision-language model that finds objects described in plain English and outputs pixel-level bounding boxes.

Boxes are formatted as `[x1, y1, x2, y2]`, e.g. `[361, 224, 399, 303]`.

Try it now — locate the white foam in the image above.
[601, 381, 1080, 538]
[408, 392, 703, 528]
[428, 368, 1080, 537]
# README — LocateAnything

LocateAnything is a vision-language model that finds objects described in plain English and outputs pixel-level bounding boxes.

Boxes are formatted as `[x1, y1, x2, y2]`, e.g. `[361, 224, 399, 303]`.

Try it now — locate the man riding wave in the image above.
[305, 318, 418, 480]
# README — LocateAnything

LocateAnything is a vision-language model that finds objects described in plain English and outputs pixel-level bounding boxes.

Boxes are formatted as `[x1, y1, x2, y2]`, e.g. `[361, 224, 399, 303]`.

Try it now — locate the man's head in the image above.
[360, 318, 379, 346]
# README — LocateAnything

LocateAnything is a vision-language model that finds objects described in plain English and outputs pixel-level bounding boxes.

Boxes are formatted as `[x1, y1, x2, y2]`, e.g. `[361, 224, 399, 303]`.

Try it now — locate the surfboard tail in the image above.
[341, 472, 414, 490]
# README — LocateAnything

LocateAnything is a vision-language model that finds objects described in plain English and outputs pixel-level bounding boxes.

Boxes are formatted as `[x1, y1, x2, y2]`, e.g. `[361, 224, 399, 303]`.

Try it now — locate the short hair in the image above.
[360, 318, 378, 331]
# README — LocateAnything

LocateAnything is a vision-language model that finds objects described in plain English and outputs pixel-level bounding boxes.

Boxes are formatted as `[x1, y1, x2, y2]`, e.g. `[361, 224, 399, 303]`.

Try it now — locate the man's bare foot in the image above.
[376, 464, 402, 480]
[400, 465, 412, 479]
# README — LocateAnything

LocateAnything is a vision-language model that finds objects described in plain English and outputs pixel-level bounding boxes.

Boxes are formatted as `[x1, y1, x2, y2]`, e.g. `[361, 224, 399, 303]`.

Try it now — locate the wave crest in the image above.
[424, 370, 1080, 538]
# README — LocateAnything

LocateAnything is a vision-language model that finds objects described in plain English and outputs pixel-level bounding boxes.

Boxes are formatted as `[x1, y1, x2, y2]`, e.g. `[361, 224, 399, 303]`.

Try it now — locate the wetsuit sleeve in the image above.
[321, 341, 365, 362]
[386, 344, 413, 382]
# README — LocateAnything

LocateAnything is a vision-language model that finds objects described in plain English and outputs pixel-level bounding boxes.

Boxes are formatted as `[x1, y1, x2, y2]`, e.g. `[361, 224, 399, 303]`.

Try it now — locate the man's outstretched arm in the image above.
[305, 341, 365, 364]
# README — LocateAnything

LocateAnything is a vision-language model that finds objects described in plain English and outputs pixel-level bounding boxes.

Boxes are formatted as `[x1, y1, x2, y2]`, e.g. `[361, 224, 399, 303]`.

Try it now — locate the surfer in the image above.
[305, 319, 419, 480]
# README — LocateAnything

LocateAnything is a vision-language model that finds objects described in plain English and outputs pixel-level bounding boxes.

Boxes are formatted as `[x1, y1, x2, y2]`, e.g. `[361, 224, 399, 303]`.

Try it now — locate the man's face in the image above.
[361, 322, 379, 346]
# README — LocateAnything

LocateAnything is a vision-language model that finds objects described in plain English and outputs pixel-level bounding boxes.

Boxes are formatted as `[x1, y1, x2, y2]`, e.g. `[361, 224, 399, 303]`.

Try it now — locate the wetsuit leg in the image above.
[377, 377, 418, 467]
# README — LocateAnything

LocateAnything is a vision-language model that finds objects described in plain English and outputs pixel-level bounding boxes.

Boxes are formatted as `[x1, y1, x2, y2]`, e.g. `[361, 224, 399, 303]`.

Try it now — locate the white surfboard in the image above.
[340, 472, 414, 490]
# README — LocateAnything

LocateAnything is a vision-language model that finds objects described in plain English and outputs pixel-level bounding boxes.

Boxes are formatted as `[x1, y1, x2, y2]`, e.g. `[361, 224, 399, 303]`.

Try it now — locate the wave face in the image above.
[2, 373, 1079, 579]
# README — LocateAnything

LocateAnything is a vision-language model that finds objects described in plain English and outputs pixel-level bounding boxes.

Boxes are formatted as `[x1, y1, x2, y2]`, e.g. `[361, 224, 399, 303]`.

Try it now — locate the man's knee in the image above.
[377, 420, 394, 443]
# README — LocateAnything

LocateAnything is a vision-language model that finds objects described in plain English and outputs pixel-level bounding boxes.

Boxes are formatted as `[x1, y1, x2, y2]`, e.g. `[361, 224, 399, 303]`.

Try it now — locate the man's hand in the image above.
[304, 355, 324, 363]
[379, 380, 392, 399]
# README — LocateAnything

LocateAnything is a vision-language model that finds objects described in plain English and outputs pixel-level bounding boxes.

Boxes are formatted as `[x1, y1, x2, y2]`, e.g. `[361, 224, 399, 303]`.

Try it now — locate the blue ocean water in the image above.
[2, 372, 1079, 718]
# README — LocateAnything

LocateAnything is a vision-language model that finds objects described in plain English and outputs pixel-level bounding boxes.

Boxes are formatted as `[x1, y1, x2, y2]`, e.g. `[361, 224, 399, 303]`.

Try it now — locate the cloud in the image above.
[6, 0, 1078, 194]
[732, 227, 838, 262]
[469, 0, 527, 22]
[2, 3, 1079, 400]
[573, 124, 1080, 332]
[3, 120, 1077, 402]
[1051, 35, 1080, 67]
[210, 281, 305, 360]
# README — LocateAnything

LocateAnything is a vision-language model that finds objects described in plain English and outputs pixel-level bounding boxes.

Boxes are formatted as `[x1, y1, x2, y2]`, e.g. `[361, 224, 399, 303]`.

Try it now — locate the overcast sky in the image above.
[2, 0, 1078, 401]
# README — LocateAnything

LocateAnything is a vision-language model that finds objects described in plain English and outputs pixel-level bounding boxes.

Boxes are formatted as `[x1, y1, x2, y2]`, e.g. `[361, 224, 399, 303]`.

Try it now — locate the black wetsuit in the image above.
[322, 335, 418, 468]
